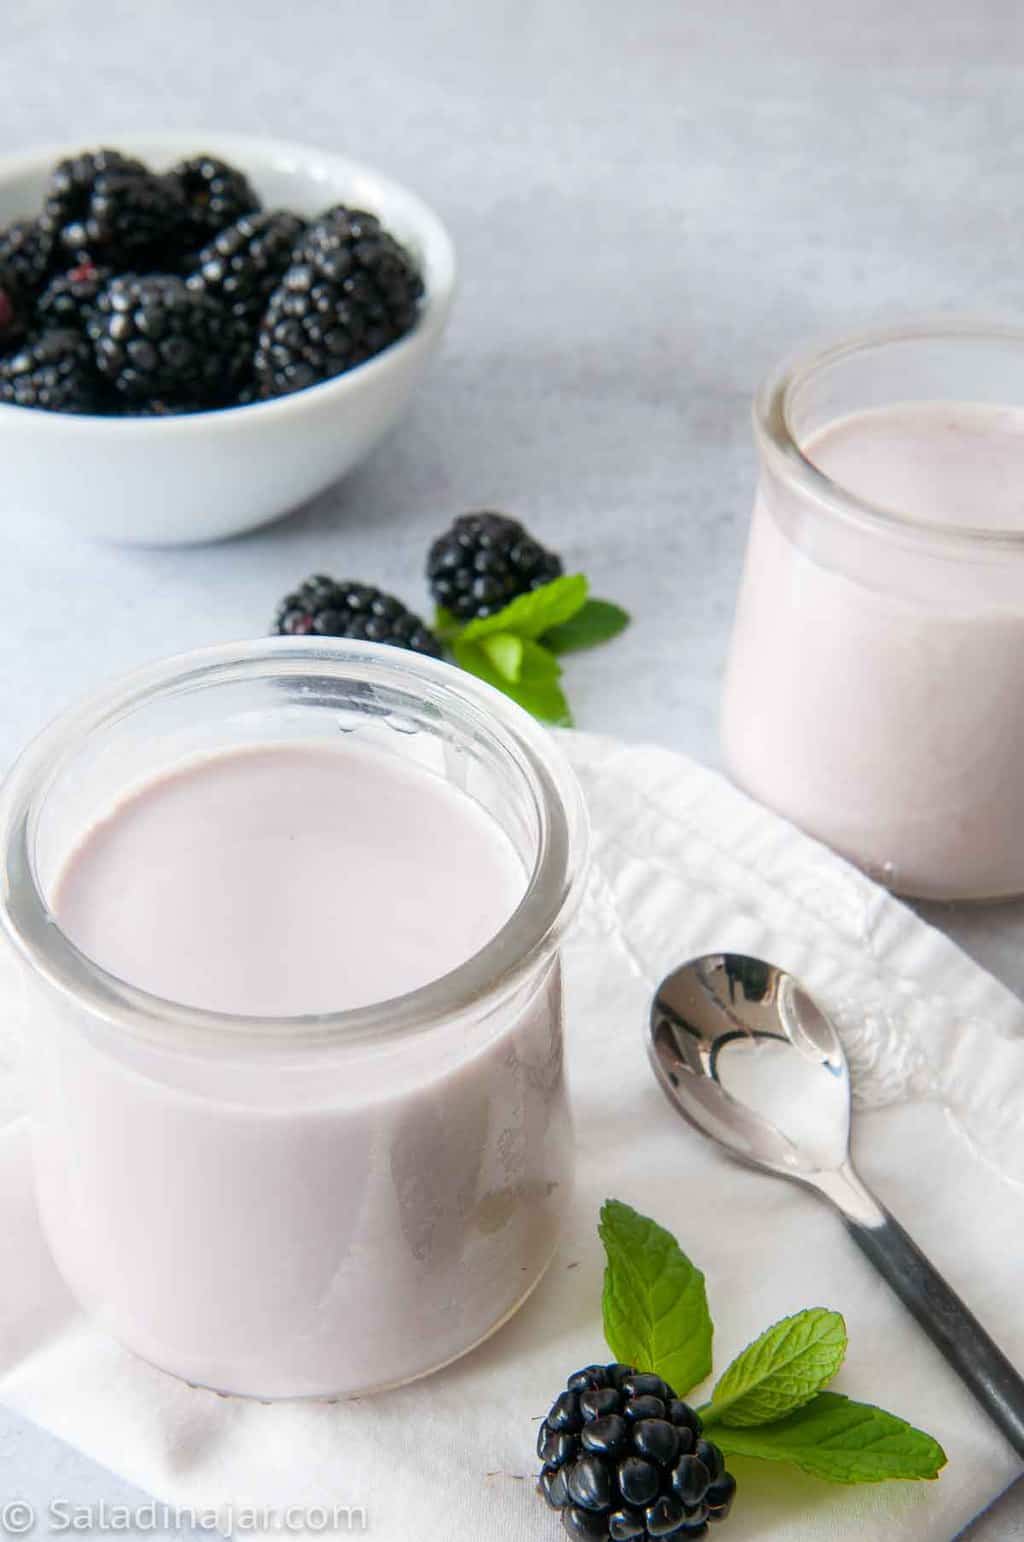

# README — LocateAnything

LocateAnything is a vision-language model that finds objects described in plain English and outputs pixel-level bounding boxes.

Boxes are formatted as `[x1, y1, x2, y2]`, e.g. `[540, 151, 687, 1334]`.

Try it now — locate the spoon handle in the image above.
[829, 1167, 1024, 1457]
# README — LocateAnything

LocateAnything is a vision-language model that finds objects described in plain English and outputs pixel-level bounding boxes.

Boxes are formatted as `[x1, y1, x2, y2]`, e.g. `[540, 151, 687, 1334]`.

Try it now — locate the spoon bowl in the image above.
[649, 952, 851, 1178]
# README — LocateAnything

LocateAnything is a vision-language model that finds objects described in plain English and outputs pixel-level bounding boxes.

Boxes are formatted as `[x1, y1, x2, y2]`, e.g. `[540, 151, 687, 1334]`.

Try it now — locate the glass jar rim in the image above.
[0, 638, 588, 1054]
[754, 314, 1024, 550]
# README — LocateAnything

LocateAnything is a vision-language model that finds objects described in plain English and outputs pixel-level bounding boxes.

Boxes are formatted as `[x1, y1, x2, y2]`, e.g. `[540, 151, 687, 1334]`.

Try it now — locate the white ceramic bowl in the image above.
[0, 134, 456, 544]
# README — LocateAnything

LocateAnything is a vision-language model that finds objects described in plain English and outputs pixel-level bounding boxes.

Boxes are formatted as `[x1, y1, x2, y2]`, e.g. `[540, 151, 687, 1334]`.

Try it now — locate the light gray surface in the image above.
[1, 1, 1022, 1536]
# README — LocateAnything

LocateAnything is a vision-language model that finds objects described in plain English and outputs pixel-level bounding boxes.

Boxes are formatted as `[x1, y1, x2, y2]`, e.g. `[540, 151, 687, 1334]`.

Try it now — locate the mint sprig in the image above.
[598, 1199, 946, 1487]
[436, 575, 630, 724]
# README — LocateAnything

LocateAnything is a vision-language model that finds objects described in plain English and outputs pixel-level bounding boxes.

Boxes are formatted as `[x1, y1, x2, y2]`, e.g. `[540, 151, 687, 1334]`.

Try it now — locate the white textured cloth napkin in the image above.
[1, 730, 1023, 1540]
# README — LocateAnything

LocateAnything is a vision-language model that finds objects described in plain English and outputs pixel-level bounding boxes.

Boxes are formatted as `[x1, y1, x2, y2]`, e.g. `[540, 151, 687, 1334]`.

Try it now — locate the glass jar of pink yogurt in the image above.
[722, 318, 1024, 901]
[0, 639, 587, 1399]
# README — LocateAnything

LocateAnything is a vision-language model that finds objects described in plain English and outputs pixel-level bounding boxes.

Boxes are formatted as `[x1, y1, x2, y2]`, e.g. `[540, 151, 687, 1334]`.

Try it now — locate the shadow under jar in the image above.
[721, 318, 1024, 901]
[0, 639, 587, 1399]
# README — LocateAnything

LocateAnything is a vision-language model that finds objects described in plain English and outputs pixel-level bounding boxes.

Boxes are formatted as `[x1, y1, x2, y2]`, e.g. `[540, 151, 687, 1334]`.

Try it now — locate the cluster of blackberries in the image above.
[0, 148, 423, 416]
[275, 512, 563, 652]
[537, 1365, 737, 1540]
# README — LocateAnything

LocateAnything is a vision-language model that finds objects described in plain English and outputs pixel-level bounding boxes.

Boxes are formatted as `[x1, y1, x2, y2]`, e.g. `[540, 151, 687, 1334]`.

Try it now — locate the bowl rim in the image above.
[0, 130, 457, 433]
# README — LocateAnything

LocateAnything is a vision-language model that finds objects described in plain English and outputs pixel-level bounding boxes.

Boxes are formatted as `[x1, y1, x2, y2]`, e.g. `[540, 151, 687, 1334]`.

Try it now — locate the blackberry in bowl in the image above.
[254, 206, 423, 397]
[0, 134, 455, 543]
[0, 329, 100, 414]
[170, 154, 261, 243]
[88, 274, 247, 405]
[44, 150, 188, 268]
[185, 210, 306, 323]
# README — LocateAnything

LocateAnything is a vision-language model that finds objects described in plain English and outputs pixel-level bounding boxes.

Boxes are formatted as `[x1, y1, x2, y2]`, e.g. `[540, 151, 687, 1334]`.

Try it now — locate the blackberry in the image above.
[186, 210, 305, 322]
[0, 218, 54, 297]
[88, 274, 242, 404]
[37, 262, 112, 332]
[427, 512, 563, 620]
[45, 149, 185, 265]
[44, 147, 144, 223]
[0, 270, 28, 351]
[0, 220, 54, 350]
[171, 155, 261, 242]
[537, 1365, 736, 1540]
[254, 206, 422, 398]
[292, 205, 392, 265]
[273, 575, 442, 658]
[0, 329, 101, 413]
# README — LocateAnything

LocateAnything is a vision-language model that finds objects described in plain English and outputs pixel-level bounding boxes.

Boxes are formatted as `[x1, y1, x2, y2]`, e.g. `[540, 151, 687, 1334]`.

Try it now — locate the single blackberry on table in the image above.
[254, 205, 423, 398]
[171, 155, 261, 242]
[44, 149, 185, 265]
[186, 210, 306, 322]
[537, 1364, 736, 1540]
[428, 511, 564, 621]
[274, 575, 442, 658]
[88, 274, 243, 405]
[37, 262, 113, 332]
[0, 218, 54, 298]
[0, 329, 101, 414]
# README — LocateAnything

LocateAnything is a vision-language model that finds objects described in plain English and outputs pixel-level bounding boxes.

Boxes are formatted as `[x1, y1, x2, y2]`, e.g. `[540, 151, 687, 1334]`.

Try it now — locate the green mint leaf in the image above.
[702, 1309, 847, 1428]
[433, 606, 464, 645]
[477, 634, 561, 687]
[479, 632, 524, 682]
[544, 598, 632, 654]
[517, 637, 562, 682]
[453, 637, 573, 725]
[711, 1392, 947, 1484]
[460, 574, 589, 643]
[599, 1199, 713, 1399]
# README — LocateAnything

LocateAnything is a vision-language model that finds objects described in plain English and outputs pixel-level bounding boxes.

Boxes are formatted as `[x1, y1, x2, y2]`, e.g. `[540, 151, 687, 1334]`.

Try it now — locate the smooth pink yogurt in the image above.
[54, 742, 527, 1015]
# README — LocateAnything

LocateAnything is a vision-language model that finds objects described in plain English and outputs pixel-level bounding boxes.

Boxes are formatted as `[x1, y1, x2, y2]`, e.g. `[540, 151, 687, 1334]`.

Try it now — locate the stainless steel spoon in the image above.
[649, 951, 1024, 1457]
